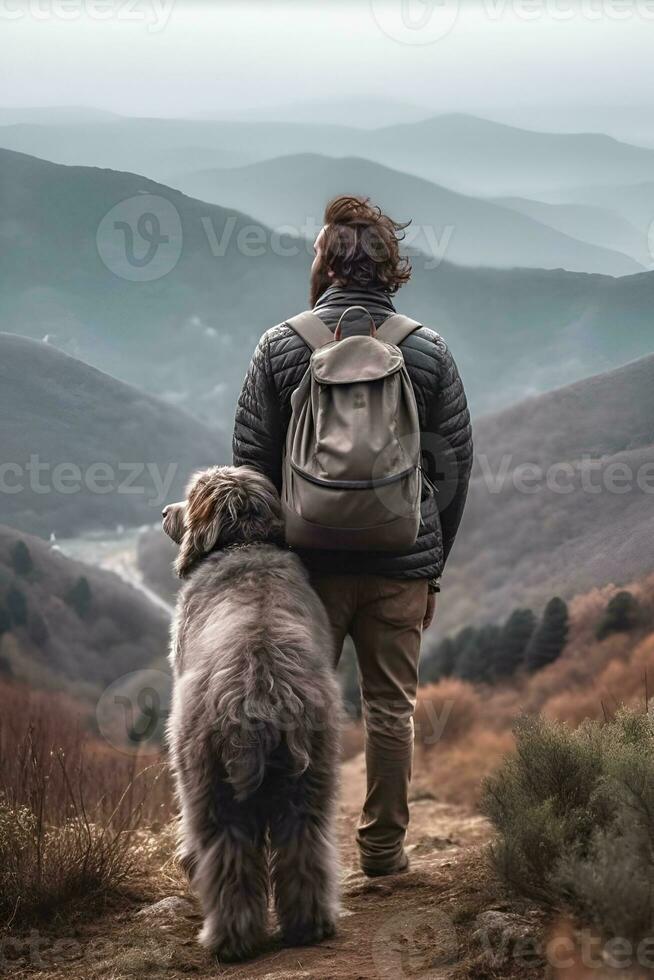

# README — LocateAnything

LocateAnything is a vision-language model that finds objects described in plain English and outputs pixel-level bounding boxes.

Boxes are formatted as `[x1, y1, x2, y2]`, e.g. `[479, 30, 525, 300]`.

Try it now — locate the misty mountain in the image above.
[0, 119, 256, 182]
[3, 112, 654, 197]
[0, 524, 168, 696]
[495, 196, 649, 268]
[2, 147, 654, 422]
[202, 98, 435, 129]
[538, 181, 654, 237]
[171, 154, 642, 276]
[437, 353, 654, 637]
[363, 114, 654, 195]
[479, 104, 654, 150]
[0, 334, 224, 537]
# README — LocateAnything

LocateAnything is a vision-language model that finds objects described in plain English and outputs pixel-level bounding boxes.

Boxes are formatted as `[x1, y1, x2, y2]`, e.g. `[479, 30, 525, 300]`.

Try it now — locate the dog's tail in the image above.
[216, 640, 313, 801]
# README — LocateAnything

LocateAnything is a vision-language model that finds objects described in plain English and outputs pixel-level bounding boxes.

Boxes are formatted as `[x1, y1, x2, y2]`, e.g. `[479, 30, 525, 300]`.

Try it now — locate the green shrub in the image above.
[482, 710, 654, 942]
[10, 539, 33, 576]
[596, 590, 641, 641]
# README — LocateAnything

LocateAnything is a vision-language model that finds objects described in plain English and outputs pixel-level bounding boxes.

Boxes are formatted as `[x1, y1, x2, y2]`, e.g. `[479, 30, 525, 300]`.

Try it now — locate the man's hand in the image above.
[423, 593, 437, 630]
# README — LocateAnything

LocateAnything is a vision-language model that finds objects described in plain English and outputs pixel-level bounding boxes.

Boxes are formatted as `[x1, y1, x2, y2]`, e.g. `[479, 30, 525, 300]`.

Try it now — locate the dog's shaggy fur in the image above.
[164, 466, 340, 962]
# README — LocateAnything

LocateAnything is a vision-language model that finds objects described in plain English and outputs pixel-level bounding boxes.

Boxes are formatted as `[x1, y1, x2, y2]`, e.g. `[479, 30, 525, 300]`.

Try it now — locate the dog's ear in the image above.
[175, 473, 223, 577]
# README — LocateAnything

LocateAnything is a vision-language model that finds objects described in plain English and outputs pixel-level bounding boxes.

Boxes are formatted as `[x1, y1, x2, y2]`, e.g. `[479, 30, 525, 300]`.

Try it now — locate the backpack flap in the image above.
[311, 335, 404, 385]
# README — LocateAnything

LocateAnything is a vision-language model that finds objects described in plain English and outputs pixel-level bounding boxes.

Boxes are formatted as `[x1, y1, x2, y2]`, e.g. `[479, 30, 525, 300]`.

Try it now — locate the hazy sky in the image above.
[2, 0, 654, 117]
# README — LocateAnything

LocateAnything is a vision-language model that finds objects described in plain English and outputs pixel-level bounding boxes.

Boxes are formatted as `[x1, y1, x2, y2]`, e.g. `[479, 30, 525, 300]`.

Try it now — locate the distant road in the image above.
[58, 529, 174, 618]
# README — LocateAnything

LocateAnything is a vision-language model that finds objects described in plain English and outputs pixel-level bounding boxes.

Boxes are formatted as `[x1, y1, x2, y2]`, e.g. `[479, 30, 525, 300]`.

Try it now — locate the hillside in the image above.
[0, 525, 169, 699]
[0, 334, 223, 537]
[2, 147, 654, 417]
[0, 146, 308, 420]
[438, 353, 654, 635]
[541, 179, 654, 235]
[495, 195, 648, 267]
[171, 154, 641, 276]
[3, 112, 654, 196]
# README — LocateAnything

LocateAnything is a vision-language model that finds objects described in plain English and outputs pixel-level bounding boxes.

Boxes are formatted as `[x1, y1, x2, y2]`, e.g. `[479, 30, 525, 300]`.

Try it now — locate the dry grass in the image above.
[0, 681, 172, 928]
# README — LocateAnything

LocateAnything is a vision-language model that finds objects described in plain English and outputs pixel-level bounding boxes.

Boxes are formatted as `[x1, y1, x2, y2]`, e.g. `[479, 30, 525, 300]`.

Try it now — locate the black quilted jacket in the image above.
[232, 286, 473, 580]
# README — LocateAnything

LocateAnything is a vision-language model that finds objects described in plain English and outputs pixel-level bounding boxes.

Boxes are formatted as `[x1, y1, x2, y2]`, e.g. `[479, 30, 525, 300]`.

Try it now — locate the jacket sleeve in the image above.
[232, 332, 283, 491]
[427, 344, 473, 566]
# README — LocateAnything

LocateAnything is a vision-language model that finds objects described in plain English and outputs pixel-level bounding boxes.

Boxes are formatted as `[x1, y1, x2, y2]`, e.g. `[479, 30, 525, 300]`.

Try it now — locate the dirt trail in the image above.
[6, 755, 539, 980]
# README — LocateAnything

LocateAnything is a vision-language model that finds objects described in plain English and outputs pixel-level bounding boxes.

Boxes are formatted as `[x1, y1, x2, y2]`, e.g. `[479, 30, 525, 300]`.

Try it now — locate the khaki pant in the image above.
[311, 574, 428, 873]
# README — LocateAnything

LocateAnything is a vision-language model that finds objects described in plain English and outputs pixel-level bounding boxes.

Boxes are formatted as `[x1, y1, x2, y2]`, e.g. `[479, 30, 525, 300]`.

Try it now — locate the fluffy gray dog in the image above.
[163, 465, 340, 962]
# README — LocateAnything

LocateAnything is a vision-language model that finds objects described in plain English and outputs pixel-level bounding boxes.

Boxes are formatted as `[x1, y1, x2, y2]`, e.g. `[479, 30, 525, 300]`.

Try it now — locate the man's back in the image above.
[233, 283, 472, 583]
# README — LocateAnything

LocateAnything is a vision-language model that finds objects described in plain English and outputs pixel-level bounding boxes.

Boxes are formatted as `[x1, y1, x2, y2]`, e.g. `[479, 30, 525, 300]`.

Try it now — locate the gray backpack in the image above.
[282, 306, 423, 552]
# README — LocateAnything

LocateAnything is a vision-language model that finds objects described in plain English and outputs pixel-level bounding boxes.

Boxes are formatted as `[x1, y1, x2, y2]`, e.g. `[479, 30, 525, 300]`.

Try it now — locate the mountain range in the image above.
[3, 112, 654, 197]
[2, 146, 654, 421]
[170, 154, 643, 276]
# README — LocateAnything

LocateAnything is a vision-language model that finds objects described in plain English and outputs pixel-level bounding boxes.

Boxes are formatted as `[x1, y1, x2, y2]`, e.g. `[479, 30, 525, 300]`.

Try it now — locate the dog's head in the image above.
[162, 465, 284, 578]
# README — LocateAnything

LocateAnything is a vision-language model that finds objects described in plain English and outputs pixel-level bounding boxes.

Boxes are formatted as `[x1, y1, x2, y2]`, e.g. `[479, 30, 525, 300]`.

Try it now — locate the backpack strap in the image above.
[286, 311, 335, 351]
[376, 313, 422, 347]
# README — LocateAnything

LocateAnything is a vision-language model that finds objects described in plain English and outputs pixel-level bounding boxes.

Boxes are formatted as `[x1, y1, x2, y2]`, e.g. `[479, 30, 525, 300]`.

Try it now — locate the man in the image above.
[232, 195, 472, 877]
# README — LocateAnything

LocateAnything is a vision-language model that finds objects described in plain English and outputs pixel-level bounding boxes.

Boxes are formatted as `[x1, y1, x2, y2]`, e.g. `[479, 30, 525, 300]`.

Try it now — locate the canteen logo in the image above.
[96, 194, 183, 281]
[370, 0, 460, 44]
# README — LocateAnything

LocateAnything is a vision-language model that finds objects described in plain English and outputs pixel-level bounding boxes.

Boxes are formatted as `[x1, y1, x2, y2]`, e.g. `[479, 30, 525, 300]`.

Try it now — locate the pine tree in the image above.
[596, 591, 640, 641]
[454, 633, 482, 682]
[455, 625, 499, 683]
[494, 608, 537, 678]
[525, 597, 569, 672]
[66, 577, 92, 619]
[10, 539, 33, 576]
[6, 587, 28, 627]
[0, 603, 10, 635]
[420, 636, 458, 684]
[29, 612, 49, 646]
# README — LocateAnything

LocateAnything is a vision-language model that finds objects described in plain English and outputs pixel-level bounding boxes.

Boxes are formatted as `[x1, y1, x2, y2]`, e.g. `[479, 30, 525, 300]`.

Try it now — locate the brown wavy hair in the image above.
[320, 196, 412, 294]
